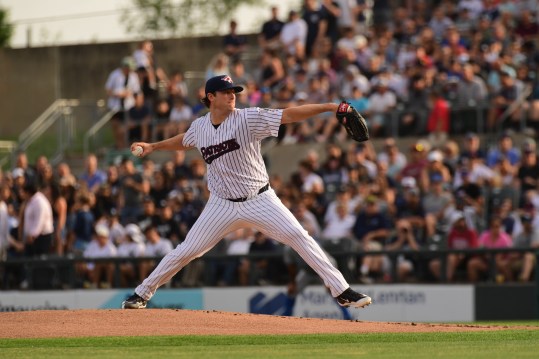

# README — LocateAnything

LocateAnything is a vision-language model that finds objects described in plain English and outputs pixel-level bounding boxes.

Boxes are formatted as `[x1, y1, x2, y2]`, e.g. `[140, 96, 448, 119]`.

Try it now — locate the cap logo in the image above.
[221, 75, 233, 83]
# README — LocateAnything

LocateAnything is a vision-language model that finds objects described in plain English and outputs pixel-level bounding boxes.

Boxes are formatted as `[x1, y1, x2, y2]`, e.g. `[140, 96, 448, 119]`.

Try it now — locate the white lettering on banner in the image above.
[298, 291, 332, 305]
[370, 291, 426, 304]
[0, 301, 69, 312]
[300, 310, 344, 319]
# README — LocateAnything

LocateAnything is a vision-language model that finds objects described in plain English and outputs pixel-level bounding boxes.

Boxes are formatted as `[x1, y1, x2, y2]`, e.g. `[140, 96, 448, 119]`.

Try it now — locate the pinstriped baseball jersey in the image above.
[183, 107, 283, 199]
[132, 104, 353, 305]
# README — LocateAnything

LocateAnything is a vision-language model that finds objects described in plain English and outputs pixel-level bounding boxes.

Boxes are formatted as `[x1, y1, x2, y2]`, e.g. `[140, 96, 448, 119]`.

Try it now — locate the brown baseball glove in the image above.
[336, 101, 370, 142]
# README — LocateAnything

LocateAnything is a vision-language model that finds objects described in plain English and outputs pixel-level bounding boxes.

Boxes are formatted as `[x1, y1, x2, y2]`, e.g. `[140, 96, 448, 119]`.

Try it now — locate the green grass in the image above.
[1, 331, 538, 359]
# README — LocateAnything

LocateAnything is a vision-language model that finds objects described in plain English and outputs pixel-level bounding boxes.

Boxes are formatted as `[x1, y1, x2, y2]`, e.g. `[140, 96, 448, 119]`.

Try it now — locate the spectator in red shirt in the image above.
[429, 211, 478, 282]
[397, 141, 429, 184]
[514, 10, 539, 42]
[427, 90, 450, 147]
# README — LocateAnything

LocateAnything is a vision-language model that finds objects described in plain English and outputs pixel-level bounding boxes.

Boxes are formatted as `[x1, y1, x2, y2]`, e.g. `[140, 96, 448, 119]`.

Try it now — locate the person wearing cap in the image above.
[460, 132, 485, 161]
[398, 142, 428, 184]
[487, 67, 519, 131]
[420, 150, 451, 192]
[124, 75, 372, 310]
[138, 225, 174, 283]
[423, 171, 455, 239]
[117, 223, 146, 287]
[79, 224, 118, 289]
[105, 56, 141, 149]
[377, 138, 407, 181]
[509, 213, 539, 282]
[366, 77, 397, 137]
[353, 195, 391, 283]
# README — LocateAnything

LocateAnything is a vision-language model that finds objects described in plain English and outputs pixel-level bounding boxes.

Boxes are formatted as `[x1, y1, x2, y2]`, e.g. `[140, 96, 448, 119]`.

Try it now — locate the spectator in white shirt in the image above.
[321, 201, 359, 280]
[118, 224, 146, 287]
[0, 198, 12, 261]
[322, 202, 356, 241]
[280, 10, 308, 60]
[168, 97, 193, 135]
[105, 56, 141, 149]
[139, 225, 173, 281]
[298, 160, 325, 195]
[79, 224, 118, 288]
[22, 182, 54, 257]
[367, 80, 397, 137]
[428, 7, 454, 41]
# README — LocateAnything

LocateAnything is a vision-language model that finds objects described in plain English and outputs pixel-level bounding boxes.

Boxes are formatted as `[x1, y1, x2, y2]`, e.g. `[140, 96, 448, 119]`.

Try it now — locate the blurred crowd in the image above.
[1, 129, 539, 289]
[2, 0, 539, 290]
[105, 0, 539, 149]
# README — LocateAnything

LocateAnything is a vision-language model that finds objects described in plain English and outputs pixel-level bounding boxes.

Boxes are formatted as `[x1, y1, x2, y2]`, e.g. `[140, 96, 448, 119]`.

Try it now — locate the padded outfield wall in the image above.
[0, 284, 536, 321]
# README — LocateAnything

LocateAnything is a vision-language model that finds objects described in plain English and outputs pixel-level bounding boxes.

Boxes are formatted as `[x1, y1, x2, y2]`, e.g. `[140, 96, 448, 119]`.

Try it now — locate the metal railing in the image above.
[495, 84, 534, 134]
[1, 247, 537, 290]
[83, 107, 116, 159]
[0, 140, 17, 169]
[6, 99, 80, 168]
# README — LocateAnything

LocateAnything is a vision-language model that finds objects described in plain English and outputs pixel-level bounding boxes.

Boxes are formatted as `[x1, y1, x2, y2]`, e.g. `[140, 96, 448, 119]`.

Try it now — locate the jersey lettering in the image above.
[200, 138, 241, 164]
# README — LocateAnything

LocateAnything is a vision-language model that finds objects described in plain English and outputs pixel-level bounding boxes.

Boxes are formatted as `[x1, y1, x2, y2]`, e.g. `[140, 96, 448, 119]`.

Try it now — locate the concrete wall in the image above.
[0, 35, 258, 137]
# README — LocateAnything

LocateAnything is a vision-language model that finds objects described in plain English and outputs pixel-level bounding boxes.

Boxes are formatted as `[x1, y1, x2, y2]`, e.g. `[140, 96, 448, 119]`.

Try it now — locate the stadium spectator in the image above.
[105, 56, 141, 149]
[509, 213, 539, 282]
[69, 191, 95, 255]
[139, 225, 173, 282]
[223, 20, 247, 62]
[515, 139, 539, 205]
[78, 224, 117, 289]
[320, 0, 341, 48]
[429, 210, 479, 282]
[205, 53, 230, 81]
[486, 131, 520, 168]
[136, 196, 159, 234]
[259, 6, 285, 51]
[366, 79, 397, 137]
[127, 93, 152, 143]
[117, 223, 146, 287]
[79, 154, 107, 194]
[353, 195, 391, 283]
[384, 219, 420, 282]
[42, 183, 68, 255]
[167, 70, 189, 102]
[118, 158, 147, 225]
[238, 231, 280, 286]
[467, 216, 512, 282]
[426, 90, 451, 146]
[152, 99, 171, 141]
[280, 10, 308, 60]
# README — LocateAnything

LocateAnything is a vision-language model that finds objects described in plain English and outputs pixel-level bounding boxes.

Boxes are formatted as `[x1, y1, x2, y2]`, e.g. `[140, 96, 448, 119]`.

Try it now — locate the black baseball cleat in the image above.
[336, 288, 372, 308]
[122, 293, 147, 309]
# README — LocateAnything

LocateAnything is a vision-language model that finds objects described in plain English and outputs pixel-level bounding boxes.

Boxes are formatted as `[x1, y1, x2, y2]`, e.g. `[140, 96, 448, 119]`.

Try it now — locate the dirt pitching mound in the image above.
[0, 309, 534, 339]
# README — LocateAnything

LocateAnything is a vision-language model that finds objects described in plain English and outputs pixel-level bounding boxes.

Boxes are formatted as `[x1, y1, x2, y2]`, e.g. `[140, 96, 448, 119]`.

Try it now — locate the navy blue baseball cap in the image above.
[204, 75, 243, 97]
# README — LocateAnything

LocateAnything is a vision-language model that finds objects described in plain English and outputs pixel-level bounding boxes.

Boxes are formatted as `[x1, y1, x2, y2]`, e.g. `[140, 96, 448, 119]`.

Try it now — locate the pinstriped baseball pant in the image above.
[135, 188, 350, 300]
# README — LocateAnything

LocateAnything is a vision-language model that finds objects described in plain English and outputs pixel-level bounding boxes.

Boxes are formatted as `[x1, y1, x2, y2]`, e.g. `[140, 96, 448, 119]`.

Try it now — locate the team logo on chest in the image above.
[201, 138, 241, 164]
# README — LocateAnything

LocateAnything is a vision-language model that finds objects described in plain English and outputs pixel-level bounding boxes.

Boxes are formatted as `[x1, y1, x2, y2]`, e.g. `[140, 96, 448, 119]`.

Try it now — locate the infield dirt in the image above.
[1, 309, 537, 338]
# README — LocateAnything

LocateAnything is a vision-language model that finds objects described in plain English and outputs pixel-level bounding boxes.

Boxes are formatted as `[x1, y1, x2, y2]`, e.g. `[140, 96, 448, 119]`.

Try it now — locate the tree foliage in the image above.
[0, 8, 13, 47]
[122, 0, 263, 38]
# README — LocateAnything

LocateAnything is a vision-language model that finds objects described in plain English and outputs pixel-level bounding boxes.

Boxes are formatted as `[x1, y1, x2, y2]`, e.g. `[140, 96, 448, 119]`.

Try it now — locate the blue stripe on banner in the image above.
[101, 289, 204, 309]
